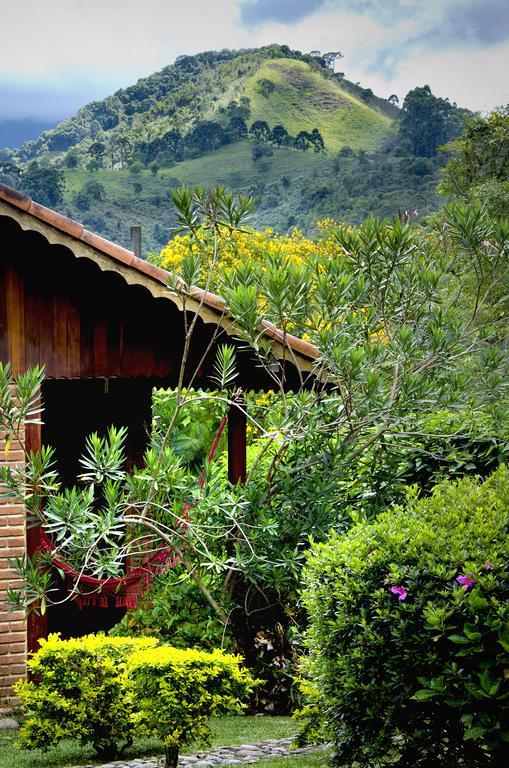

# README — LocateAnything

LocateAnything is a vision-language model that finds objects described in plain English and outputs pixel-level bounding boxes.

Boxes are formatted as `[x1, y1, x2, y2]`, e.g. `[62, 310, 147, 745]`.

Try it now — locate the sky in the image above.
[1, 0, 508, 122]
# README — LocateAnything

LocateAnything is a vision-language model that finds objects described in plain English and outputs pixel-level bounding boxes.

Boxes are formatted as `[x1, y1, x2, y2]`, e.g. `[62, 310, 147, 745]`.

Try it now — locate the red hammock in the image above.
[39, 415, 228, 609]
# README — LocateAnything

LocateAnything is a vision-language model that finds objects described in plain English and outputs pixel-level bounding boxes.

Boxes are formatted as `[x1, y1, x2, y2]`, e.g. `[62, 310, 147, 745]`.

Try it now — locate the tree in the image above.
[83, 179, 106, 201]
[269, 124, 289, 147]
[88, 141, 106, 168]
[0, 156, 21, 183]
[249, 121, 270, 141]
[117, 135, 131, 169]
[74, 190, 91, 211]
[308, 128, 325, 153]
[251, 139, 273, 162]
[400, 85, 469, 158]
[439, 106, 509, 217]
[64, 150, 80, 168]
[322, 51, 343, 70]
[186, 121, 227, 154]
[150, 161, 160, 176]
[20, 162, 65, 207]
[129, 160, 145, 176]
[227, 116, 248, 141]
[388, 93, 400, 107]
[293, 131, 312, 151]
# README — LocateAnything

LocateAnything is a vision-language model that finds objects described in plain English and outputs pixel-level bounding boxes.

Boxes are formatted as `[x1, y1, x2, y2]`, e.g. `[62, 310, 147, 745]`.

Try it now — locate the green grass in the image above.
[243, 59, 393, 153]
[62, 142, 327, 251]
[0, 716, 299, 768]
[240, 751, 332, 768]
[65, 141, 322, 196]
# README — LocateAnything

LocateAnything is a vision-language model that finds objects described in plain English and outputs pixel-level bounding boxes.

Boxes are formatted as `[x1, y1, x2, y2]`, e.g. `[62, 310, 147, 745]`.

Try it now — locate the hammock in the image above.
[39, 415, 228, 609]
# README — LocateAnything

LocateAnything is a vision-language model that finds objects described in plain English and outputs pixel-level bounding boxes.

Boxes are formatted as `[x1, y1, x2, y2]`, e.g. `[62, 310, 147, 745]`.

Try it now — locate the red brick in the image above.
[0, 632, 25, 644]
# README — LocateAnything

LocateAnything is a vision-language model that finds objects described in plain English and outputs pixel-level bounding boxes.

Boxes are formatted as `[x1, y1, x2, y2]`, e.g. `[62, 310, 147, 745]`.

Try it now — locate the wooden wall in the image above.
[0, 217, 181, 380]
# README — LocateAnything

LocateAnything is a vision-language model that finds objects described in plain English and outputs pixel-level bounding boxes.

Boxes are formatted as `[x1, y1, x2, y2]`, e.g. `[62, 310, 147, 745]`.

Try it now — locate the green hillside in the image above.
[0, 45, 460, 251]
[243, 59, 391, 153]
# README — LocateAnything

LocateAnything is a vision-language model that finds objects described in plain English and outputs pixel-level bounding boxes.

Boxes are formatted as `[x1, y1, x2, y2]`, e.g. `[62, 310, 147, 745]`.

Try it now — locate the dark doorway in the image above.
[41, 378, 153, 637]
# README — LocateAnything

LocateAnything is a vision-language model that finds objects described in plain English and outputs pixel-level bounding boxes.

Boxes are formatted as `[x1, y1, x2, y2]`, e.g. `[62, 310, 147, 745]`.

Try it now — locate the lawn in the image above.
[0, 715, 316, 768]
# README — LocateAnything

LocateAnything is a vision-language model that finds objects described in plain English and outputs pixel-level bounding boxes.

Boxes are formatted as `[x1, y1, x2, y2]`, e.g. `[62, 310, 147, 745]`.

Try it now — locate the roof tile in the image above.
[0, 183, 31, 211]
[80, 229, 134, 267]
[29, 201, 84, 239]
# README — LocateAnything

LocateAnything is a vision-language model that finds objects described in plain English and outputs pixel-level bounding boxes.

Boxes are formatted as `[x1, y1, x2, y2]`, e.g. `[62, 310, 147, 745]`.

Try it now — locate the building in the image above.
[0, 183, 317, 707]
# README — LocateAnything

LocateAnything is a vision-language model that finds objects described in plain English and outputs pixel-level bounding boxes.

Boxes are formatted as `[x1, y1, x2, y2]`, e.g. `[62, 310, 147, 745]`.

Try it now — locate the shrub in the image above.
[301, 466, 509, 768]
[126, 646, 254, 767]
[15, 634, 253, 767]
[15, 634, 157, 759]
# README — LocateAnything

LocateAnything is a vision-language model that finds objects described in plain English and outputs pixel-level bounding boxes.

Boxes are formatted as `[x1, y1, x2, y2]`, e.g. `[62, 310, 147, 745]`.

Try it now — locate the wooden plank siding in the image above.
[0, 220, 181, 381]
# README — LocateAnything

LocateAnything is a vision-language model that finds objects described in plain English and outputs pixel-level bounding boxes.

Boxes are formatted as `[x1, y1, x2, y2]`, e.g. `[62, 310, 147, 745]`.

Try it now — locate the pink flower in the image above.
[456, 574, 475, 590]
[483, 561, 493, 571]
[391, 585, 407, 601]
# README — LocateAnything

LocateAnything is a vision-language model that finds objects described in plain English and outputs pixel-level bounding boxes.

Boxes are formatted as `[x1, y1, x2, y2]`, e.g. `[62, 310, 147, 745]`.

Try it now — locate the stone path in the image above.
[88, 737, 329, 768]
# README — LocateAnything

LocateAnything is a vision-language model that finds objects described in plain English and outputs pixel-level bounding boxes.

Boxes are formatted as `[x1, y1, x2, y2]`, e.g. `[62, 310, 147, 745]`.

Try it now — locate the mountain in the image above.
[1, 46, 450, 252]
[0, 118, 58, 149]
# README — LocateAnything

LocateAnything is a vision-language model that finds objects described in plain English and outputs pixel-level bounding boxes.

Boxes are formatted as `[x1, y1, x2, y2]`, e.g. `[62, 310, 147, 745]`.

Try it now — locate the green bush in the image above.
[15, 635, 157, 759]
[301, 466, 509, 767]
[127, 645, 254, 767]
[15, 634, 253, 767]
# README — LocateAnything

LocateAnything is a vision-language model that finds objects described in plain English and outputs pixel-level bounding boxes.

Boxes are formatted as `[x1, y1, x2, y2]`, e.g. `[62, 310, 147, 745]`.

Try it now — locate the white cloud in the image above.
[362, 42, 509, 112]
[0, 0, 508, 115]
[1, 0, 243, 83]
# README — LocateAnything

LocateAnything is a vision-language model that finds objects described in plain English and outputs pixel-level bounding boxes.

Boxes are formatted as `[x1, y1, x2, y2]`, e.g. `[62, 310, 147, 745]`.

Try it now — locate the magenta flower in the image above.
[456, 574, 475, 590]
[391, 585, 407, 601]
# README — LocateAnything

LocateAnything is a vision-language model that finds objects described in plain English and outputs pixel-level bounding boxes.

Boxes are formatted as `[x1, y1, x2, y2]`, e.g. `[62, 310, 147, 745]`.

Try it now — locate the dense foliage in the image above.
[400, 85, 470, 158]
[440, 106, 509, 217]
[4, 182, 507, 712]
[15, 634, 252, 767]
[301, 467, 509, 767]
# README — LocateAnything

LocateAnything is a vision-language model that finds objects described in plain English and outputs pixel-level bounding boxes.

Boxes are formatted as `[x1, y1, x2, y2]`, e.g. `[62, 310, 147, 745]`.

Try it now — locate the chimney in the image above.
[130, 226, 142, 259]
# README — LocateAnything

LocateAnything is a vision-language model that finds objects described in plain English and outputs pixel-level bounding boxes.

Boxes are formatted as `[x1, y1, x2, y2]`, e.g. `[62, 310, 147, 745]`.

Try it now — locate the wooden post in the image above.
[228, 393, 247, 485]
[130, 226, 142, 260]
[25, 406, 47, 654]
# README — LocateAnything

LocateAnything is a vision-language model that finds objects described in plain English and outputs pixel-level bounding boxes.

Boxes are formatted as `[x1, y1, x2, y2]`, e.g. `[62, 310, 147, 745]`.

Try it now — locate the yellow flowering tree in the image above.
[156, 219, 347, 290]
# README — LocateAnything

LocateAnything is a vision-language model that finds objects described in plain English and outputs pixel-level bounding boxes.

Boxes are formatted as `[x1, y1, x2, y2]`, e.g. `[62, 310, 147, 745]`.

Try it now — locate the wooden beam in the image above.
[227, 393, 247, 485]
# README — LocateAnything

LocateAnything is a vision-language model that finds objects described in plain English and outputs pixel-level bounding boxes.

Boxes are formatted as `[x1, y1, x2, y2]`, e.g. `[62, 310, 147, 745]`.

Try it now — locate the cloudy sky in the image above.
[1, 0, 508, 121]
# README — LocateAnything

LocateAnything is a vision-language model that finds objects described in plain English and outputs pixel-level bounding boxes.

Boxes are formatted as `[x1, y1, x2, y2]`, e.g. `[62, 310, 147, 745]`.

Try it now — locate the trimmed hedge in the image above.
[15, 634, 253, 766]
[301, 466, 509, 768]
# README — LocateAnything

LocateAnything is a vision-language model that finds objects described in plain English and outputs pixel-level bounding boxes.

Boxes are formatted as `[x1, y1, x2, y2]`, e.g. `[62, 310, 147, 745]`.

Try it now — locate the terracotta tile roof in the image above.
[0, 183, 319, 364]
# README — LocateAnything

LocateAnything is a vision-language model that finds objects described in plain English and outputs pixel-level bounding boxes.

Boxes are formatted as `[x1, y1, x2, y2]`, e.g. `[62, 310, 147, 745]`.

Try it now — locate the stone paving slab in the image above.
[83, 736, 329, 768]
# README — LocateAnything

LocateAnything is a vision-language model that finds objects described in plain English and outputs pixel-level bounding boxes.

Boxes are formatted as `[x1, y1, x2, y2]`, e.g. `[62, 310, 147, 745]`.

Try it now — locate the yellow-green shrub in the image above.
[126, 646, 255, 767]
[15, 634, 254, 766]
[15, 634, 158, 759]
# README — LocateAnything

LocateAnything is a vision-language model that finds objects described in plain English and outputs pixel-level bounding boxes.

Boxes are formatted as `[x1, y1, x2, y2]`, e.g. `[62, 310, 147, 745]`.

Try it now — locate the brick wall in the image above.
[0, 429, 27, 710]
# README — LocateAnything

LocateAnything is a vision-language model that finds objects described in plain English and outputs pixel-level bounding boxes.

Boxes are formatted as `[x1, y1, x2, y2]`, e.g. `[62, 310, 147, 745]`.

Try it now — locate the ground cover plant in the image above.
[301, 467, 509, 767]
